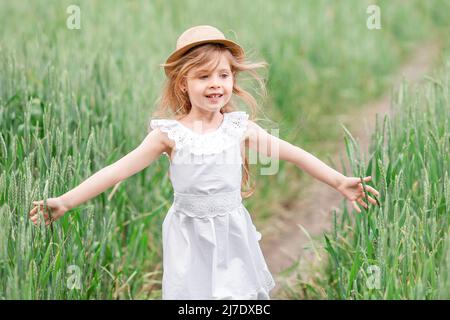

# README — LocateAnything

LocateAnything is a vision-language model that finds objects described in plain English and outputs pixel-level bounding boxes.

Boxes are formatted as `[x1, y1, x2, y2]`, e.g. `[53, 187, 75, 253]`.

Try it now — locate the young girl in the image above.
[28, 25, 380, 300]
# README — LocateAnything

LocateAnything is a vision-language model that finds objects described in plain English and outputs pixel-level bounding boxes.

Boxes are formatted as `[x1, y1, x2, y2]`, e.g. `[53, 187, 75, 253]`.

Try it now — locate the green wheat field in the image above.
[0, 0, 449, 299]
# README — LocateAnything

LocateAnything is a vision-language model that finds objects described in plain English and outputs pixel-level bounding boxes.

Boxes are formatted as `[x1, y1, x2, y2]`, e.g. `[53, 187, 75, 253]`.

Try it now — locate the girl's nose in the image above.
[208, 75, 221, 88]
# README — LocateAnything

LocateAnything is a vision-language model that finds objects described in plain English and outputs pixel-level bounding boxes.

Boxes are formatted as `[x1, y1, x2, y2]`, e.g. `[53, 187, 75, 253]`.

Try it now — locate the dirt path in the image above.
[259, 40, 442, 298]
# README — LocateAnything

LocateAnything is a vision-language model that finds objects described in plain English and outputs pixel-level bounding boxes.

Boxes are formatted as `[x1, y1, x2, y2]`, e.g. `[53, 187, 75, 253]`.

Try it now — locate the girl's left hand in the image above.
[336, 176, 380, 213]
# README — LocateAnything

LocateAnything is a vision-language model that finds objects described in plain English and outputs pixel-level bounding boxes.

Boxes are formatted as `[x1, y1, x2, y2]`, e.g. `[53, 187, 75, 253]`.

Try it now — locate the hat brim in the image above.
[163, 39, 245, 76]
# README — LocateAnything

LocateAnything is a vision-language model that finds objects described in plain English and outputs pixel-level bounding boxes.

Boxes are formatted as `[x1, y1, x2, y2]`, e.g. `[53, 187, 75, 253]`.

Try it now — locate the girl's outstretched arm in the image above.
[29, 128, 169, 225]
[246, 120, 380, 212]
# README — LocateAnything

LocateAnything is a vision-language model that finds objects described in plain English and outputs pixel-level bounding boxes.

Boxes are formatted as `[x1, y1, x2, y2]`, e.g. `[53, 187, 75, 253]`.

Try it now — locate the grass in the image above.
[0, 0, 449, 299]
[282, 61, 450, 299]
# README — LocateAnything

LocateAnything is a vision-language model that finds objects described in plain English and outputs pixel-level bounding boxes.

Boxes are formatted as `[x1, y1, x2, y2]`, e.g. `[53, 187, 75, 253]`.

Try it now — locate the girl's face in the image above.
[184, 53, 234, 113]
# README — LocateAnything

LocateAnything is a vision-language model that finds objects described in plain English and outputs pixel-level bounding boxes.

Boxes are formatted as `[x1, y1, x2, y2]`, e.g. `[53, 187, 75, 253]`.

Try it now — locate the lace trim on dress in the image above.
[172, 189, 243, 218]
[149, 111, 249, 155]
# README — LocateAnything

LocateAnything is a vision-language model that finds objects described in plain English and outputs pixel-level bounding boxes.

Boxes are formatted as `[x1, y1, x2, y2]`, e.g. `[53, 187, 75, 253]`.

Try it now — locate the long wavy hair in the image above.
[149, 43, 268, 199]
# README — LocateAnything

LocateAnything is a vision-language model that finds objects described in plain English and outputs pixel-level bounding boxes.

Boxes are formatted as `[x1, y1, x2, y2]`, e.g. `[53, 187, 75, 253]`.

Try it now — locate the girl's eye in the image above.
[199, 74, 229, 79]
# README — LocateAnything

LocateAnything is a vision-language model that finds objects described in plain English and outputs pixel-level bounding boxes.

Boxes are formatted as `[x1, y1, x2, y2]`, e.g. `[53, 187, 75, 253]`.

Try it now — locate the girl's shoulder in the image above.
[148, 118, 179, 151]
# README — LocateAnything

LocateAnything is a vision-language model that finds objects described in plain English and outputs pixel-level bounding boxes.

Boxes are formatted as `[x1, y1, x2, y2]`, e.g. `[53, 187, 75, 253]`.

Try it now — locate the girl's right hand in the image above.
[29, 197, 68, 226]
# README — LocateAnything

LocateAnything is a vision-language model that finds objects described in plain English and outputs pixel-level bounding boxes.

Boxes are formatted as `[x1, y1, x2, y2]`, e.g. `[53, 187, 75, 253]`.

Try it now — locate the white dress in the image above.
[150, 111, 276, 300]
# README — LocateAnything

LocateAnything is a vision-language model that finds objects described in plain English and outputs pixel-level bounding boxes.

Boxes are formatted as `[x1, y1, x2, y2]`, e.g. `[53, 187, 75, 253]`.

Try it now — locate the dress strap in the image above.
[149, 118, 184, 148]
[223, 111, 249, 142]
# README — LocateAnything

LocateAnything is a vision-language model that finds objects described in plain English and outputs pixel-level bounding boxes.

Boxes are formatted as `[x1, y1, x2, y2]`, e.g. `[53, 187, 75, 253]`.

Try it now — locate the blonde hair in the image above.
[150, 43, 268, 199]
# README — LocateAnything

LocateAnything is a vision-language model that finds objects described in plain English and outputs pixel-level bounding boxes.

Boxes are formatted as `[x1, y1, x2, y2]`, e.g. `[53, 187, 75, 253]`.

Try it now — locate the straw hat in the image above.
[163, 25, 245, 76]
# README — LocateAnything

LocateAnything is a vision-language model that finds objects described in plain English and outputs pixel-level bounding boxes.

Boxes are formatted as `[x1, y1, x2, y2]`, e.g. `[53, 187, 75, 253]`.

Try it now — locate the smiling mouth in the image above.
[205, 94, 223, 98]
